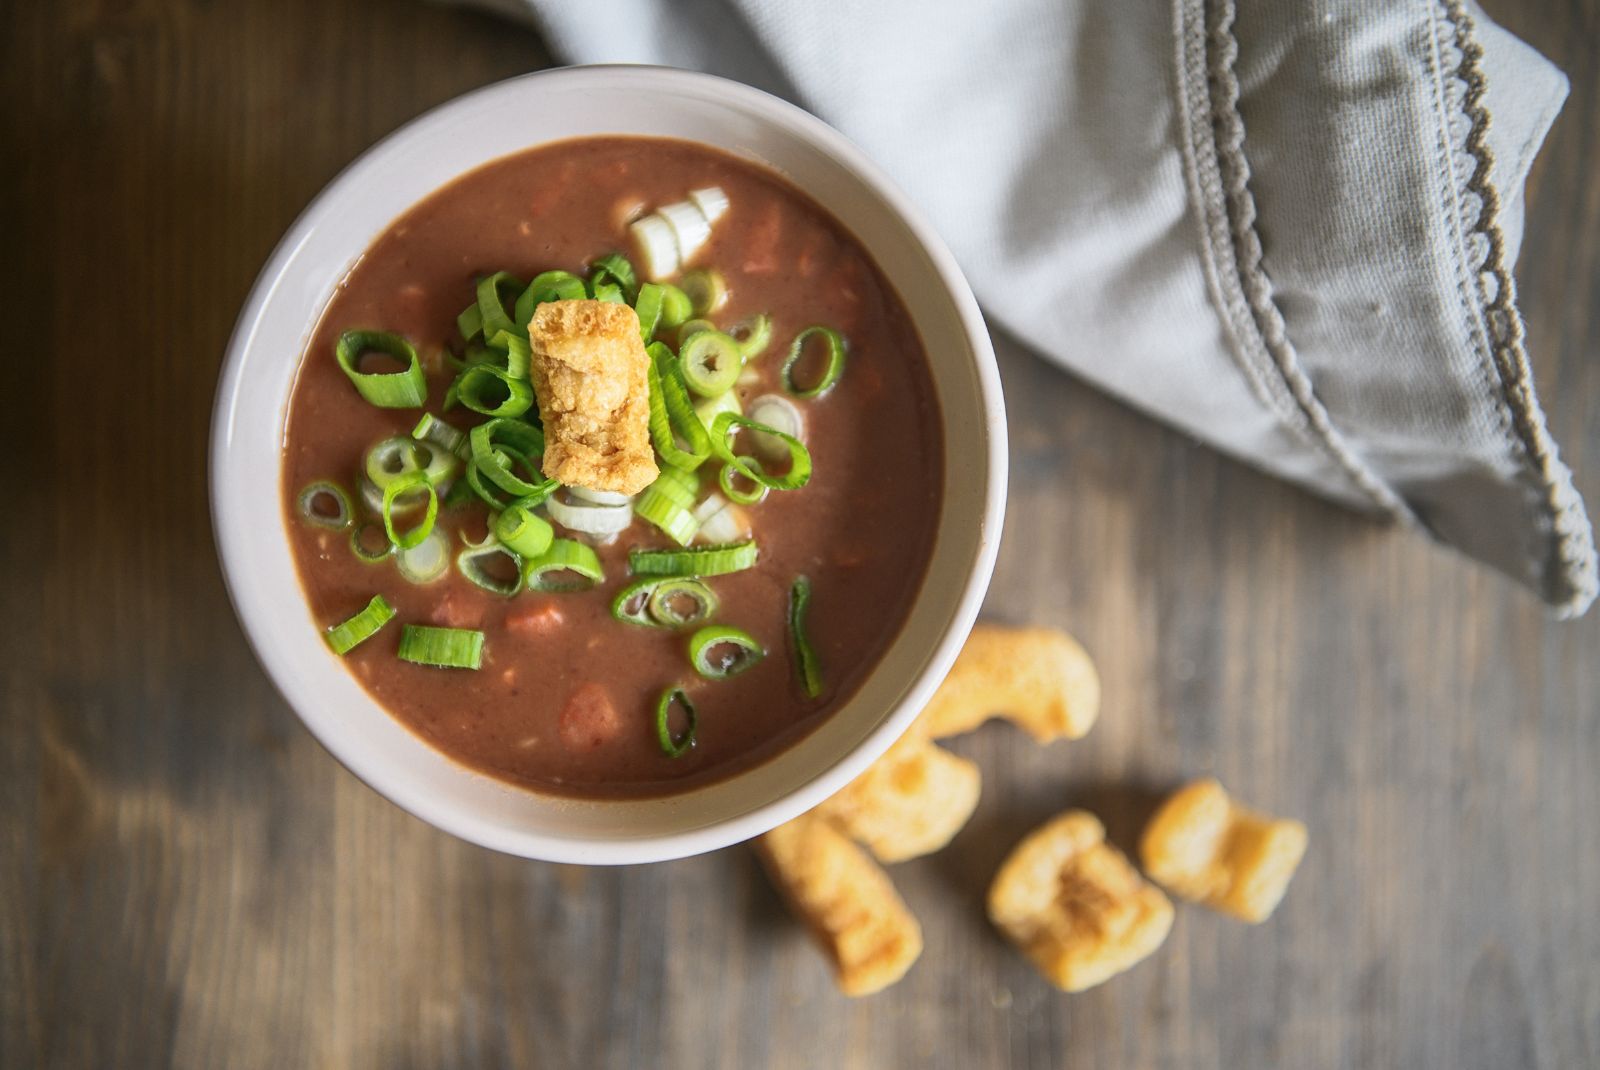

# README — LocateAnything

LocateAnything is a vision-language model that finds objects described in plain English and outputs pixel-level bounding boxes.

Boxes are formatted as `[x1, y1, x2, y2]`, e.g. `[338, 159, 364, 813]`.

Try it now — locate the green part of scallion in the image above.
[381, 470, 439, 551]
[468, 419, 555, 502]
[451, 363, 534, 418]
[588, 251, 639, 304]
[645, 343, 712, 472]
[349, 521, 394, 563]
[717, 463, 769, 506]
[493, 501, 555, 559]
[476, 271, 524, 341]
[633, 282, 665, 341]
[515, 270, 587, 324]
[610, 576, 718, 629]
[457, 302, 484, 342]
[655, 687, 697, 758]
[781, 326, 847, 398]
[788, 575, 823, 698]
[335, 330, 428, 409]
[628, 540, 758, 578]
[679, 330, 744, 398]
[411, 413, 471, 461]
[323, 595, 396, 655]
[397, 624, 484, 670]
[681, 269, 727, 315]
[689, 624, 765, 679]
[297, 480, 354, 531]
[489, 329, 532, 380]
[396, 528, 451, 584]
[657, 284, 694, 330]
[591, 282, 624, 304]
[708, 412, 812, 494]
[522, 538, 604, 592]
[729, 314, 774, 359]
[456, 537, 524, 596]
[634, 468, 701, 546]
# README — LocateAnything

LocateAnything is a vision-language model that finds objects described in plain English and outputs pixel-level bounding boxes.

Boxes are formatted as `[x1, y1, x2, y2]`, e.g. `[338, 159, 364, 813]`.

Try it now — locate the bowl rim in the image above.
[210, 64, 1007, 864]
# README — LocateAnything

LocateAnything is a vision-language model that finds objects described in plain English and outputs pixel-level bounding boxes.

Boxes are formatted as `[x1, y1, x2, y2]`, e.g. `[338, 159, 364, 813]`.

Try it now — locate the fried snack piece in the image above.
[526, 300, 658, 495]
[987, 811, 1173, 992]
[915, 625, 1100, 742]
[1138, 778, 1307, 923]
[755, 814, 923, 997]
[813, 738, 981, 863]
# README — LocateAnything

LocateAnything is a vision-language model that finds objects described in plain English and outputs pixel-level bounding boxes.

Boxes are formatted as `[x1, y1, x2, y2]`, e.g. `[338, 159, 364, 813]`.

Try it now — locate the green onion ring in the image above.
[681, 269, 727, 315]
[688, 624, 765, 679]
[649, 579, 720, 630]
[490, 329, 532, 380]
[464, 460, 513, 511]
[381, 470, 439, 550]
[611, 577, 663, 626]
[398, 624, 485, 670]
[628, 540, 758, 578]
[475, 271, 524, 341]
[411, 413, 471, 461]
[323, 595, 395, 655]
[729, 314, 773, 359]
[469, 420, 555, 500]
[655, 687, 697, 757]
[456, 537, 524, 596]
[297, 480, 354, 530]
[679, 330, 744, 398]
[396, 527, 451, 584]
[453, 363, 534, 418]
[635, 486, 699, 546]
[349, 521, 393, 563]
[522, 538, 604, 592]
[588, 251, 639, 303]
[717, 463, 770, 506]
[493, 501, 555, 559]
[364, 437, 423, 490]
[781, 326, 847, 398]
[457, 302, 484, 342]
[633, 282, 665, 341]
[788, 575, 823, 698]
[708, 412, 812, 492]
[591, 282, 624, 304]
[335, 330, 428, 409]
[658, 284, 693, 329]
[515, 270, 587, 324]
[645, 343, 712, 471]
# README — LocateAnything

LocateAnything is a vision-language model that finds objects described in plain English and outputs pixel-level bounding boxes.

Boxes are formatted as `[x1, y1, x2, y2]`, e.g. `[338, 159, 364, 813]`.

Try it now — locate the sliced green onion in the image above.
[629, 540, 758, 577]
[681, 269, 727, 315]
[630, 215, 680, 280]
[411, 413, 471, 461]
[612, 577, 662, 626]
[475, 271, 523, 341]
[469, 419, 556, 501]
[655, 687, 697, 757]
[323, 595, 395, 655]
[453, 363, 534, 418]
[635, 482, 700, 546]
[650, 579, 720, 630]
[788, 575, 823, 698]
[782, 326, 847, 398]
[571, 486, 633, 506]
[661, 201, 712, 263]
[349, 521, 393, 563]
[708, 412, 813, 493]
[547, 492, 634, 536]
[398, 624, 484, 670]
[658, 284, 693, 328]
[457, 302, 484, 342]
[522, 538, 604, 592]
[381, 471, 439, 550]
[677, 318, 716, 343]
[515, 270, 587, 324]
[335, 330, 427, 408]
[717, 464, 770, 506]
[645, 343, 711, 471]
[680, 330, 744, 398]
[746, 394, 805, 461]
[442, 474, 477, 510]
[693, 389, 742, 433]
[396, 527, 450, 583]
[589, 251, 639, 303]
[693, 494, 751, 544]
[365, 437, 422, 490]
[591, 281, 624, 304]
[457, 536, 524, 596]
[633, 281, 665, 340]
[297, 480, 353, 530]
[689, 187, 729, 223]
[493, 501, 555, 559]
[490, 329, 532, 380]
[689, 624, 765, 679]
[729, 314, 773, 359]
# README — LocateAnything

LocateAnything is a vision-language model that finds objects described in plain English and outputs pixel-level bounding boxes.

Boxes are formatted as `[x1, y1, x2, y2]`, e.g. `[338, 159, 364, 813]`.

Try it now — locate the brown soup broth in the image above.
[281, 137, 944, 798]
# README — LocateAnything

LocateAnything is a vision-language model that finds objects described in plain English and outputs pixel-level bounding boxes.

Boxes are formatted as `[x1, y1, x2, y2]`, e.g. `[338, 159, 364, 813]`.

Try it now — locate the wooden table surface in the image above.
[4, 1, 1597, 1067]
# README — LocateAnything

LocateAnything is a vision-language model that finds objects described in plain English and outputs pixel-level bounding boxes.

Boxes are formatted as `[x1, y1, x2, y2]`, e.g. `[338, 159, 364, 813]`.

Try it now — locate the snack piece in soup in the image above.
[527, 299, 658, 495]
[1138, 778, 1307, 923]
[987, 810, 1173, 992]
[755, 813, 923, 997]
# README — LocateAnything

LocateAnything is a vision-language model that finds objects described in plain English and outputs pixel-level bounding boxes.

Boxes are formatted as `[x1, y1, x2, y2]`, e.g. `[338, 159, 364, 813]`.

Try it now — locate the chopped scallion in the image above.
[708, 412, 813, 494]
[629, 540, 758, 578]
[588, 251, 639, 304]
[655, 687, 697, 757]
[398, 624, 484, 670]
[297, 480, 354, 530]
[688, 624, 765, 679]
[456, 537, 524, 596]
[381, 471, 439, 550]
[323, 595, 395, 655]
[335, 330, 428, 408]
[788, 575, 823, 698]
[680, 330, 744, 398]
[493, 501, 555, 559]
[522, 538, 604, 592]
[781, 326, 847, 398]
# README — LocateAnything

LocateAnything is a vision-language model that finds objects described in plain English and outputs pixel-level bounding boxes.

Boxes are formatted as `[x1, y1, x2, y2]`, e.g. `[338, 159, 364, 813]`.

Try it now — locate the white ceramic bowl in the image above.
[211, 66, 1006, 864]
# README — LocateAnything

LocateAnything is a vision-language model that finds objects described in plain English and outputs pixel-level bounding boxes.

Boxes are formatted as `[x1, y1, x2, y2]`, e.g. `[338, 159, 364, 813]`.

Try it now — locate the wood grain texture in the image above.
[2, 0, 1596, 1066]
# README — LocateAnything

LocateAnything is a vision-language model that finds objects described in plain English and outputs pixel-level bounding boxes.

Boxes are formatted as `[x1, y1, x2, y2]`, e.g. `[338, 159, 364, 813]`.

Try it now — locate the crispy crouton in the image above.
[813, 737, 981, 863]
[915, 625, 1100, 743]
[527, 300, 658, 495]
[755, 814, 923, 996]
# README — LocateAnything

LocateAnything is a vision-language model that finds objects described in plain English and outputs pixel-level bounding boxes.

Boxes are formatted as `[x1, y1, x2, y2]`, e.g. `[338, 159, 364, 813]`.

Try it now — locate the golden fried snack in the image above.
[1138, 778, 1307, 923]
[755, 814, 923, 997]
[813, 738, 981, 863]
[915, 625, 1100, 743]
[987, 810, 1173, 992]
[527, 299, 658, 495]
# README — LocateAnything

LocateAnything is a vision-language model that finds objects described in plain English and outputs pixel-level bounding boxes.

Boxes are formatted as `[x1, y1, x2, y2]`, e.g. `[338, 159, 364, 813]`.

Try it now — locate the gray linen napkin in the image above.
[462, 0, 1596, 616]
